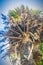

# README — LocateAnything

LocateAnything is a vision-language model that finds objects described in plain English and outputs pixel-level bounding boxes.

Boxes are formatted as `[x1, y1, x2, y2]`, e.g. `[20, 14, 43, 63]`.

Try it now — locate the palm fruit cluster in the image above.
[0, 5, 43, 65]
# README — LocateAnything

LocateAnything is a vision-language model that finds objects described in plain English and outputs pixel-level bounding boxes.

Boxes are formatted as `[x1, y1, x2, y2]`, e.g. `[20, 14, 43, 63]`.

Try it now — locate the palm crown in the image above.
[0, 5, 43, 65]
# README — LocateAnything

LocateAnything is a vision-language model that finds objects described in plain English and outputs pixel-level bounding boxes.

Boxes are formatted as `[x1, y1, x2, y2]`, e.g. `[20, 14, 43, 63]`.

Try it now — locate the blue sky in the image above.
[0, 0, 43, 14]
[0, 0, 43, 65]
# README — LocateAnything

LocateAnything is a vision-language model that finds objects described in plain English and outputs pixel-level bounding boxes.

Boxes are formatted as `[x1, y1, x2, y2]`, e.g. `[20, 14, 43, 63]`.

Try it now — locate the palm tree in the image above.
[0, 6, 43, 65]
